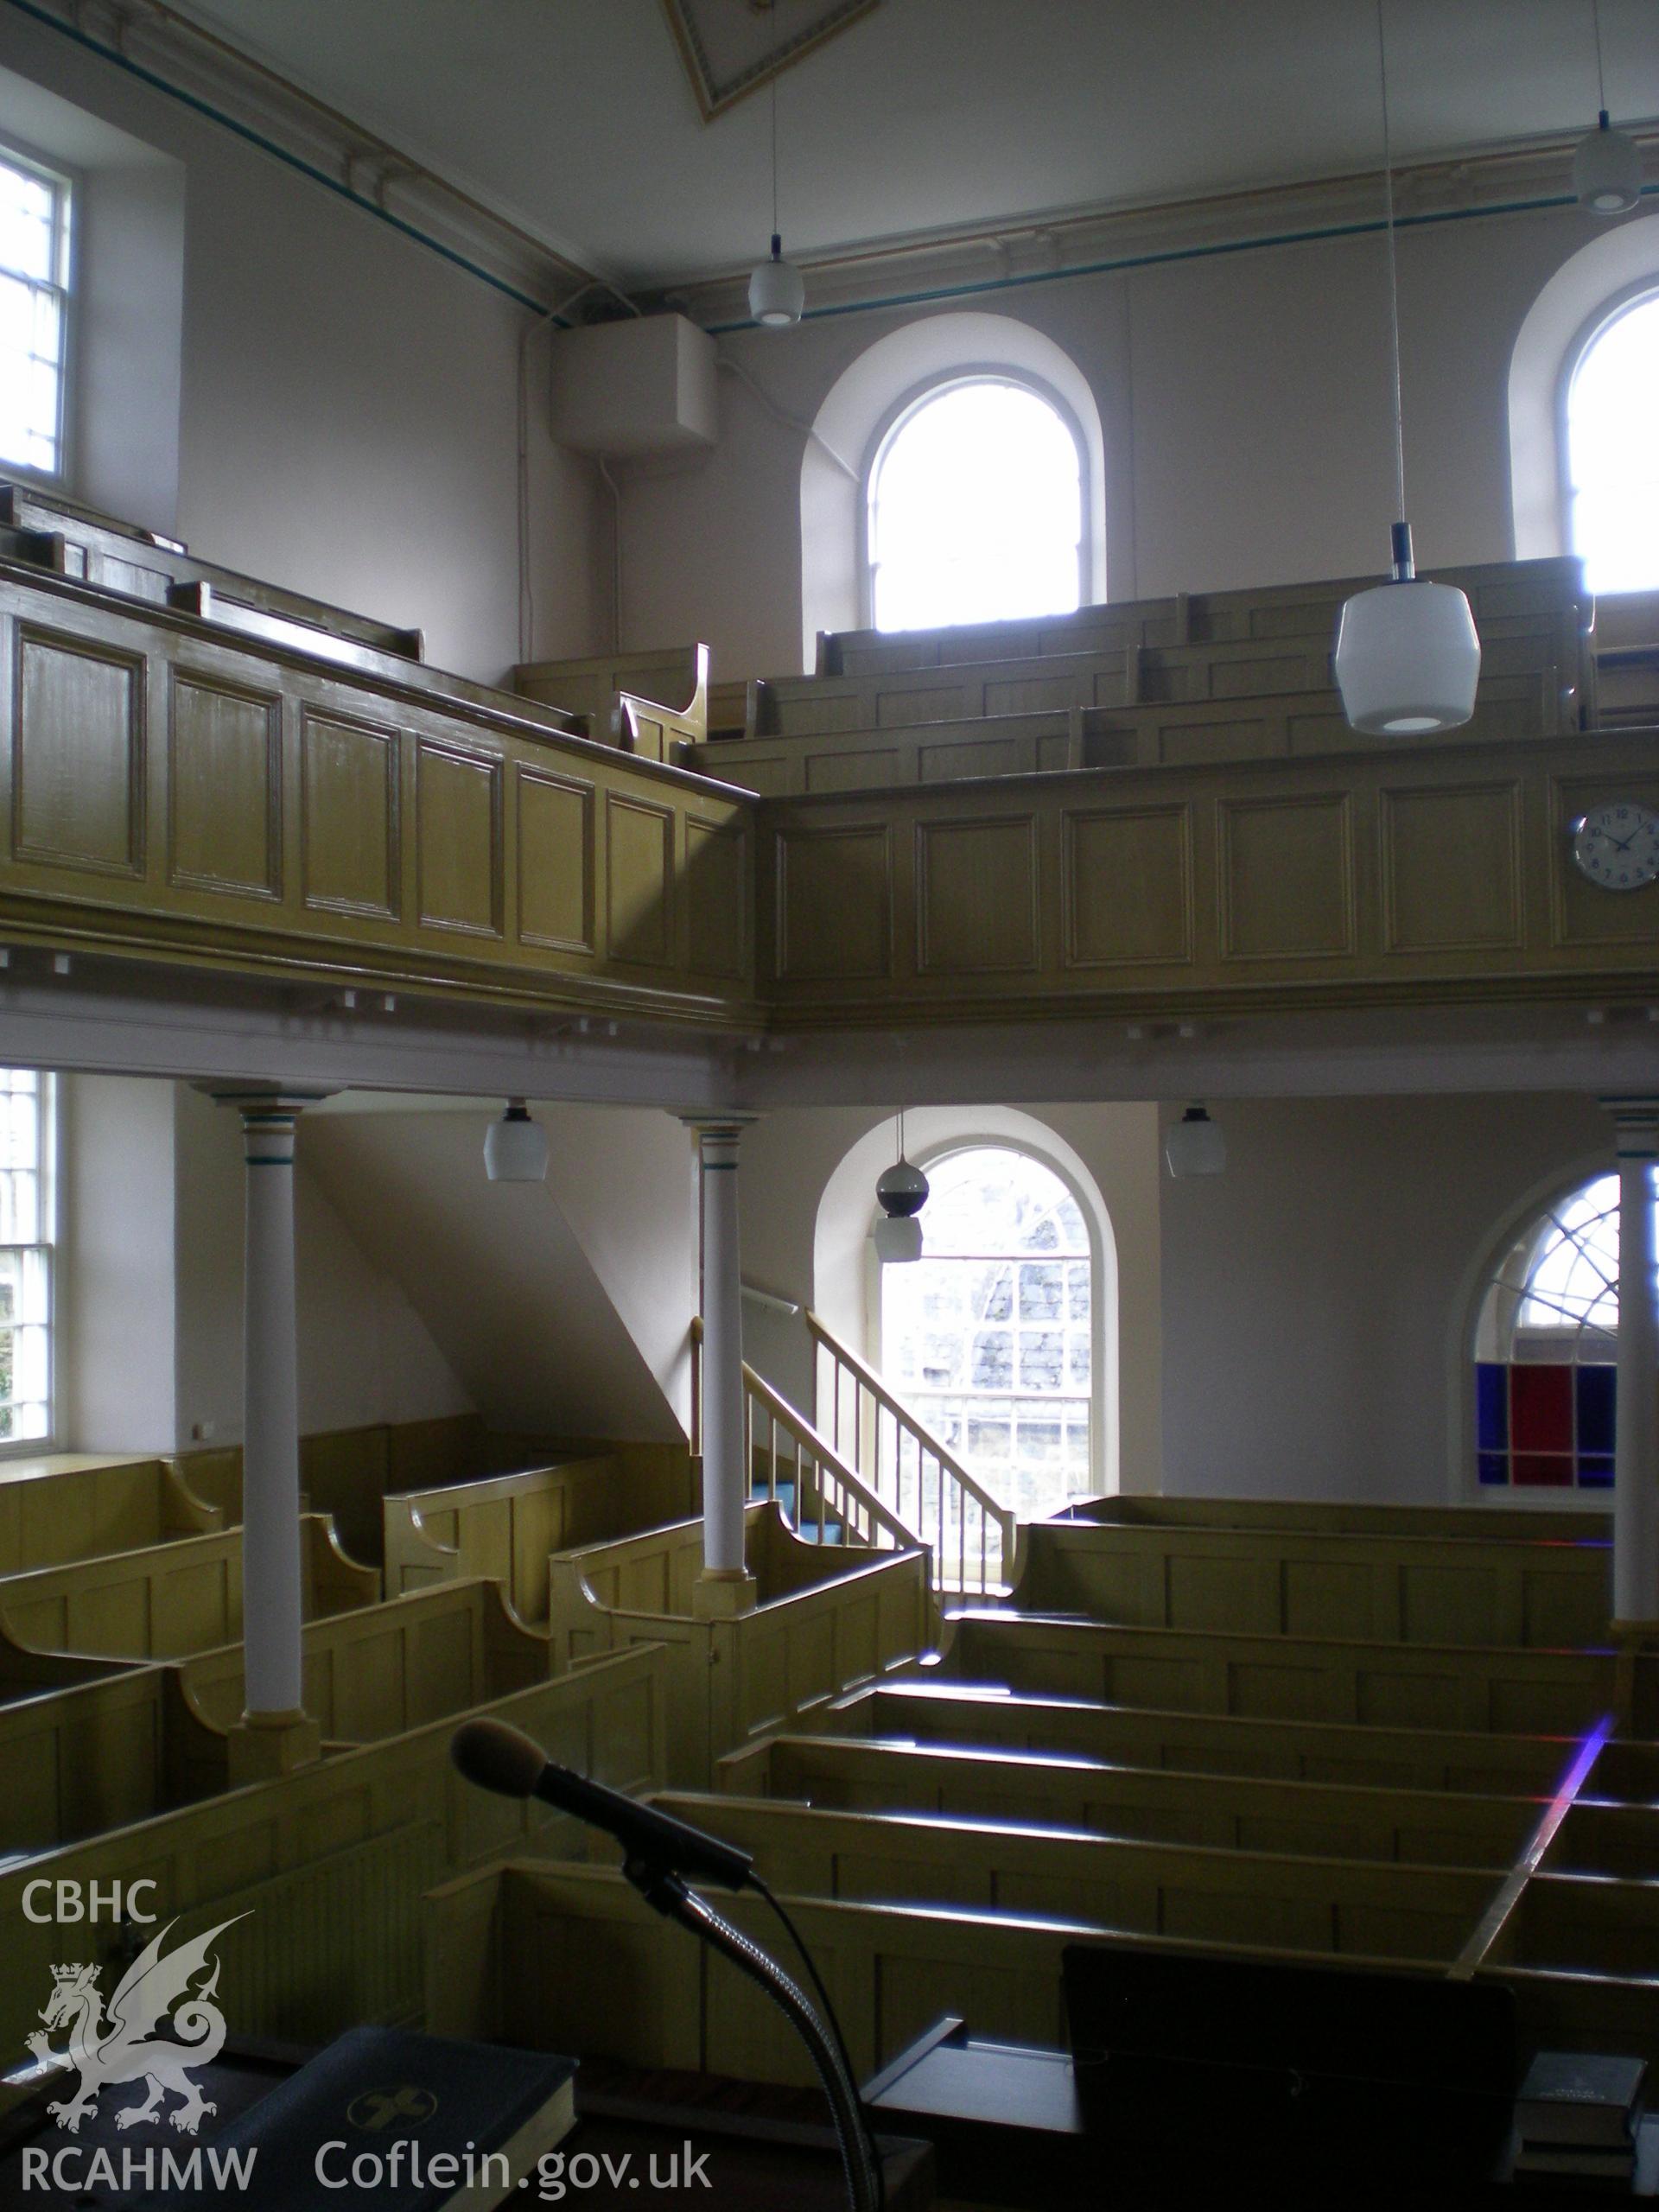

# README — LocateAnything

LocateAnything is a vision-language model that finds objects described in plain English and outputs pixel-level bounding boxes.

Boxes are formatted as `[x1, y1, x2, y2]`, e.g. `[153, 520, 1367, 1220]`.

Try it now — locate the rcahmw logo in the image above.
[19, 1882, 258, 2194]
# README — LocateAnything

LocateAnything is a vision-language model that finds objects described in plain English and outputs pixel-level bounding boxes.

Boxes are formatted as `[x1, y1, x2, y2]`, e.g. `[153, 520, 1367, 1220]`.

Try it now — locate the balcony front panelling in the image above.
[605, 792, 674, 969]
[516, 767, 594, 954]
[168, 671, 282, 900]
[1219, 792, 1356, 962]
[416, 740, 502, 938]
[302, 709, 400, 922]
[916, 816, 1039, 976]
[776, 823, 891, 981]
[1382, 783, 1524, 955]
[1064, 804, 1194, 969]
[15, 626, 144, 877]
[685, 815, 748, 982]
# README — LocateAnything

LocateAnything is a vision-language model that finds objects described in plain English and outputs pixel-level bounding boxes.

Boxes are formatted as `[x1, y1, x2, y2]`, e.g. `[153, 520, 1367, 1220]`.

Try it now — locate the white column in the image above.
[685, 1117, 754, 1599]
[1609, 1098, 1659, 1625]
[237, 1096, 307, 1716]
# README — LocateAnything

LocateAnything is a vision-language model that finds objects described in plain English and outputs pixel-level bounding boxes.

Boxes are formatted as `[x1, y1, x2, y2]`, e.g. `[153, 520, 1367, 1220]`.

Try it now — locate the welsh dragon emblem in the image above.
[25, 1916, 245, 2135]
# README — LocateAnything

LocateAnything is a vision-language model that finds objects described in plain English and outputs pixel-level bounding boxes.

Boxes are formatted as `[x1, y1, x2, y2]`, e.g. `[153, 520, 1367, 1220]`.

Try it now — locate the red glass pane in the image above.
[1513, 1453, 1573, 1488]
[1510, 1365, 1573, 1454]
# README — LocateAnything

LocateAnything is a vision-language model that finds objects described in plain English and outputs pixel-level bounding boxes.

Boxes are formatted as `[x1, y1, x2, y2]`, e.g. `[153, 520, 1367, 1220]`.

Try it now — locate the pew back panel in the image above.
[0, 1456, 219, 1576]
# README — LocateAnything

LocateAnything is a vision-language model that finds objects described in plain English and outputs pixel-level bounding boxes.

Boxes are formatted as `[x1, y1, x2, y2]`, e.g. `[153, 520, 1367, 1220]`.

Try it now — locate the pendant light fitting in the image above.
[874, 1109, 927, 1264]
[748, 72, 805, 327]
[1334, 0, 1481, 739]
[1574, 1, 1642, 215]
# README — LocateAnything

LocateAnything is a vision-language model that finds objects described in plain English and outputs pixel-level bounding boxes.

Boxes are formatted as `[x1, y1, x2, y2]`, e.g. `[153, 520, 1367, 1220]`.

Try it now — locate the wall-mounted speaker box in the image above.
[548, 312, 718, 458]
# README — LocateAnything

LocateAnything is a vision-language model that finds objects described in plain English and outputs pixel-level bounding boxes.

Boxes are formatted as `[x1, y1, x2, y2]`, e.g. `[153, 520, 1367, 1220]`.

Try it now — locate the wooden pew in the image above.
[0, 1515, 378, 1661]
[824, 1679, 1613, 1797]
[544, 1503, 933, 1783]
[1015, 1515, 1611, 1648]
[0, 1640, 669, 2052]
[814, 557, 1589, 683]
[647, 1788, 1497, 1962]
[0, 1455, 220, 1576]
[425, 1858, 1659, 2082]
[1062, 1494, 1604, 1541]
[1, 1662, 167, 1857]
[1593, 587, 1659, 727]
[939, 1609, 1624, 1736]
[514, 645, 709, 761]
[174, 1577, 554, 1777]
[383, 1449, 696, 1618]
[714, 1732, 1538, 1869]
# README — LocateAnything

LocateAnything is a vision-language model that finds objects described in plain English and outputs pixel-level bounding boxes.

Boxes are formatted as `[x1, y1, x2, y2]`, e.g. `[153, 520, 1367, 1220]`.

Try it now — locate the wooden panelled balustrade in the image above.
[0, 556, 755, 1021]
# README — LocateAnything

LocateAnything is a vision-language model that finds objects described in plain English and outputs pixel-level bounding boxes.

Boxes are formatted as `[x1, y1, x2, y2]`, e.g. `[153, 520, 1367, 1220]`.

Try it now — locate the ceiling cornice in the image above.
[4, 0, 620, 312]
[658, 130, 1658, 331]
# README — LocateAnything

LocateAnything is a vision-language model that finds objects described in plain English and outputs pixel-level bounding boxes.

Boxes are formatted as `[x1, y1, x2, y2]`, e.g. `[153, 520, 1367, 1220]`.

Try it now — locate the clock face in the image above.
[1570, 802, 1659, 891]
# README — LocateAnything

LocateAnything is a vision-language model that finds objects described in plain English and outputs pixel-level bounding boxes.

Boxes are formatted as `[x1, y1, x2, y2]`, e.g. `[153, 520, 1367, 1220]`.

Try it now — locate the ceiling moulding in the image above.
[22, 0, 617, 312]
[658, 131, 1656, 327]
[660, 0, 881, 122]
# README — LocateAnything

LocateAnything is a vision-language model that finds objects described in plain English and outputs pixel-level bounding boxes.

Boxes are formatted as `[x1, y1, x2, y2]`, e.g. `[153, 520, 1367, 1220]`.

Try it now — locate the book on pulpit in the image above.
[124, 2025, 577, 2212]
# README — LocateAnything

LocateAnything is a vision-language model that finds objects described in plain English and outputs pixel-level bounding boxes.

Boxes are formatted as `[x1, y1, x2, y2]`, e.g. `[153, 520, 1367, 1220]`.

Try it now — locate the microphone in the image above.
[449, 1717, 754, 1894]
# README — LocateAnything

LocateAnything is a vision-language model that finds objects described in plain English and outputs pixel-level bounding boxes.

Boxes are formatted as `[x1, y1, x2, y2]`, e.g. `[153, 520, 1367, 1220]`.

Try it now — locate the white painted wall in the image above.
[0, 10, 602, 680]
[300, 1102, 696, 1445]
[1158, 1092, 1614, 1505]
[58, 1077, 472, 1454]
[618, 198, 1606, 676]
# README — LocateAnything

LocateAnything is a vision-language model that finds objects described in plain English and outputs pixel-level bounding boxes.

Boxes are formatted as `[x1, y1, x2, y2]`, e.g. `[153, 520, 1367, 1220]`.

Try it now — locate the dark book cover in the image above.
[123, 2026, 576, 2212]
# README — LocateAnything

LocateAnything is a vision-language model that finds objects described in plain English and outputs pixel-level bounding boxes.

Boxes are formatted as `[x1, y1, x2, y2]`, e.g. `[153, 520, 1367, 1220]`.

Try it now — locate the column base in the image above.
[692, 1569, 759, 1619]
[226, 1708, 323, 1785]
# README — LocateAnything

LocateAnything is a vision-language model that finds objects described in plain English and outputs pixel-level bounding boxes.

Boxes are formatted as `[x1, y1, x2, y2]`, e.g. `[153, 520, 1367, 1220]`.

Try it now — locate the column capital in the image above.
[196, 1084, 340, 1120]
[680, 1113, 760, 1138]
[1600, 1096, 1659, 1154]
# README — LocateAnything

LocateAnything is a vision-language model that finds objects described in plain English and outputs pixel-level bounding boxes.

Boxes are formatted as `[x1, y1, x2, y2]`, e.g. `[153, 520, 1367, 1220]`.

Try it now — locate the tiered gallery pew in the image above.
[687, 559, 1592, 797]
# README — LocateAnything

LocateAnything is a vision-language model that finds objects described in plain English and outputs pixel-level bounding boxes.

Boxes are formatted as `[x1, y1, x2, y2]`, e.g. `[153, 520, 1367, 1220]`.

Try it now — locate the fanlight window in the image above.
[867, 378, 1084, 633]
[1566, 291, 1659, 594]
[880, 1146, 1092, 1517]
[1471, 1173, 1648, 1491]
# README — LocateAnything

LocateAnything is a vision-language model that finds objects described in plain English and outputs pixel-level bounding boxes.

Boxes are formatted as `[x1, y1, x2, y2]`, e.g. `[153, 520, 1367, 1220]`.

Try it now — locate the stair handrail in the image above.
[689, 1318, 918, 1560]
[804, 1307, 1023, 1592]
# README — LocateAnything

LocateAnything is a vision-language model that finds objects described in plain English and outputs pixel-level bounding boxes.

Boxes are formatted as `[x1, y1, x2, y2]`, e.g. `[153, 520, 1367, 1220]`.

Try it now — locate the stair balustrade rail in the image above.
[689, 1319, 917, 1560]
[807, 1311, 1020, 1598]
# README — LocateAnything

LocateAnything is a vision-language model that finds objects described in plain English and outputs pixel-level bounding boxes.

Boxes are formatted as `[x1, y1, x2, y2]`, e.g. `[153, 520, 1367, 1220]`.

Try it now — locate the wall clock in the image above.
[1570, 801, 1659, 890]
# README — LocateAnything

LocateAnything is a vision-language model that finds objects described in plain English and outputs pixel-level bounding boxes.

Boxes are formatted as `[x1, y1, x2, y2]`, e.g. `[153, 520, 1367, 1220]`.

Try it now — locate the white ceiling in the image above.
[176, 0, 1659, 290]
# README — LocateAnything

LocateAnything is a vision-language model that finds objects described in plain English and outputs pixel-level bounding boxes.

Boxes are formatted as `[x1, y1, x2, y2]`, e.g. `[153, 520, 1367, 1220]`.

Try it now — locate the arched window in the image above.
[866, 377, 1084, 634]
[1565, 289, 1659, 593]
[879, 1145, 1092, 1517]
[1471, 1172, 1652, 1491]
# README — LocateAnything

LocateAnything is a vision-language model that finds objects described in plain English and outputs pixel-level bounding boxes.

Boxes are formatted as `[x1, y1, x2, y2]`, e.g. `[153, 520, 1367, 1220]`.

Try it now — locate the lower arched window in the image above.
[1471, 1173, 1644, 1490]
[879, 1145, 1092, 1517]
[866, 376, 1084, 633]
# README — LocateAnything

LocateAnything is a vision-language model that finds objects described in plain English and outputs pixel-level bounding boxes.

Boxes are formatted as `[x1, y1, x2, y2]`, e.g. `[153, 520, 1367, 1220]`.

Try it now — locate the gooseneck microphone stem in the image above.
[623, 1858, 882, 2212]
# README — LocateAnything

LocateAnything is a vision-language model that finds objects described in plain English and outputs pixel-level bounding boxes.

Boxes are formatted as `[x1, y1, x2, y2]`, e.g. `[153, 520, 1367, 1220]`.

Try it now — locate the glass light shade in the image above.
[876, 1159, 929, 1219]
[1165, 1106, 1226, 1179]
[1574, 115, 1643, 214]
[874, 1212, 924, 1264]
[1334, 578, 1481, 735]
[484, 1100, 548, 1183]
[748, 239, 804, 328]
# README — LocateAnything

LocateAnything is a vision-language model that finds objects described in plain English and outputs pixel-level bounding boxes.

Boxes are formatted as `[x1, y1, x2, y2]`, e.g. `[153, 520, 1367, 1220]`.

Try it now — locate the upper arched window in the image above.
[1566, 289, 1659, 593]
[866, 377, 1084, 633]
[1471, 1172, 1655, 1491]
[879, 1144, 1093, 1518]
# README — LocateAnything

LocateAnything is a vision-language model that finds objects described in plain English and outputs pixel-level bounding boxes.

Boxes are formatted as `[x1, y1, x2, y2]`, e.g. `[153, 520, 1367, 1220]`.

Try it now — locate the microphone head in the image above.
[449, 1717, 547, 1800]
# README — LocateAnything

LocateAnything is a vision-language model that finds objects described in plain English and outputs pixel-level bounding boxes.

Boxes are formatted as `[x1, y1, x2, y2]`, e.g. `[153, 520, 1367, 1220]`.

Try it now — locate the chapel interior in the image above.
[0, 0, 1656, 2202]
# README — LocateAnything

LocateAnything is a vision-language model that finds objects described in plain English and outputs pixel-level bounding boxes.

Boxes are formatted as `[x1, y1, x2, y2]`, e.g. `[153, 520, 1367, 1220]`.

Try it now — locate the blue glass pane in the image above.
[1579, 1456, 1616, 1489]
[1476, 1363, 1509, 1452]
[1576, 1363, 1617, 1457]
[1478, 1453, 1510, 1487]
